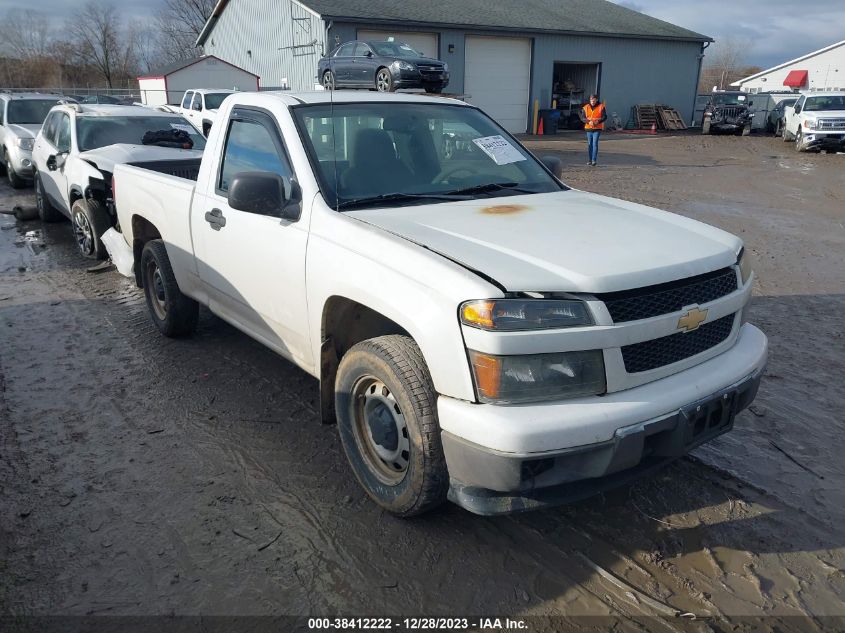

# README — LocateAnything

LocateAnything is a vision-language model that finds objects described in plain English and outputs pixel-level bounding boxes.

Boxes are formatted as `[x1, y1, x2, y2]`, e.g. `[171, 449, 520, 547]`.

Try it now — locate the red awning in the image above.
[784, 70, 808, 88]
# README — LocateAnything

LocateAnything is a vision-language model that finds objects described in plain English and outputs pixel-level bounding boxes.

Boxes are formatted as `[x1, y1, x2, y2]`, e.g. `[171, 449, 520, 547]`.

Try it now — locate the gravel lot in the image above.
[1, 132, 843, 629]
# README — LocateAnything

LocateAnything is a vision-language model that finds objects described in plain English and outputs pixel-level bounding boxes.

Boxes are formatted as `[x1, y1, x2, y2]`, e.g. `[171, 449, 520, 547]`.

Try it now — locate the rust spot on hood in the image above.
[480, 204, 530, 215]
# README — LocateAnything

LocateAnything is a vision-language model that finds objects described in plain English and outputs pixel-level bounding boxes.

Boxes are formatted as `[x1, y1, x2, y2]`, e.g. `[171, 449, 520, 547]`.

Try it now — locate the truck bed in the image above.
[125, 158, 202, 182]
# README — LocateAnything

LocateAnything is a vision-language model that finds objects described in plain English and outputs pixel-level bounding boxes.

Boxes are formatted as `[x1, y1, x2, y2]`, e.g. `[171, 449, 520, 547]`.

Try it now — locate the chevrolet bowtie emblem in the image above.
[678, 307, 708, 332]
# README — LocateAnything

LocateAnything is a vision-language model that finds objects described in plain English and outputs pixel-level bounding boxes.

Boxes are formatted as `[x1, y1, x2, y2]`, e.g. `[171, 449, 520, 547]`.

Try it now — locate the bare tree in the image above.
[701, 37, 753, 91]
[0, 9, 52, 59]
[66, 1, 139, 88]
[155, 0, 217, 62]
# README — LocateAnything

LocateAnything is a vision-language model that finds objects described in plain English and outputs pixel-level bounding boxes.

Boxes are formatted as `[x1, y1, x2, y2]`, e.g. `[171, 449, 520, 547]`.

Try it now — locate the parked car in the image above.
[0, 93, 63, 188]
[782, 92, 845, 153]
[766, 97, 797, 135]
[179, 89, 235, 137]
[702, 91, 754, 135]
[111, 91, 767, 517]
[319, 40, 449, 93]
[32, 103, 205, 259]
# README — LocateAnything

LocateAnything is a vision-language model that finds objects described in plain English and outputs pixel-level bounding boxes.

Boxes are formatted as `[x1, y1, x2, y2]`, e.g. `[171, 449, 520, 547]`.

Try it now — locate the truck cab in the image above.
[179, 89, 235, 137]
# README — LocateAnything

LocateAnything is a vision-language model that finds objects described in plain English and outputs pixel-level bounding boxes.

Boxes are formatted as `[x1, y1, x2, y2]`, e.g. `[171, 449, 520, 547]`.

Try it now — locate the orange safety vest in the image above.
[583, 102, 606, 130]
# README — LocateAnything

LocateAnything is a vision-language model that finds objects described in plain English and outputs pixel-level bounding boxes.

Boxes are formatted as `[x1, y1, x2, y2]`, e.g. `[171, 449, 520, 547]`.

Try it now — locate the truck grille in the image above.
[622, 314, 735, 373]
[417, 63, 445, 78]
[599, 268, 738, 323]
[717, 107, 742, 119]
[817, 118, 845, 131]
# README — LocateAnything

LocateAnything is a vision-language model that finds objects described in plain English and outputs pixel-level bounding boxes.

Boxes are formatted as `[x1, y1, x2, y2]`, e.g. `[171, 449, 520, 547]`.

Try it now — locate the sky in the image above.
[4, 0, 845, 70]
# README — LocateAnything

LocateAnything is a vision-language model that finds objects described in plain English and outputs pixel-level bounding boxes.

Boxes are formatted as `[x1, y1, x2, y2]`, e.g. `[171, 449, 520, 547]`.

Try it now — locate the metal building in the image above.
[196, 0, 711, 132]
[137, 55, 260, 106]
[732, 40, 845, 94]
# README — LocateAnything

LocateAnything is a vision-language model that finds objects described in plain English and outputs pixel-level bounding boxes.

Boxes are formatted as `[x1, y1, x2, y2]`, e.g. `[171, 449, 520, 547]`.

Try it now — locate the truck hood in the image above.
[78, 144, 203, 173]
[347, 190, 742, 293]
[806, 109, 845, 118]
[8, 124, 42, 139]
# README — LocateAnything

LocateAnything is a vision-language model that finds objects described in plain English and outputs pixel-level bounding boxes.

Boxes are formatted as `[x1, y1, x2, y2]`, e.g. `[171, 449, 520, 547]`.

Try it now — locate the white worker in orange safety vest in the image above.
[579, 94, 607, 167]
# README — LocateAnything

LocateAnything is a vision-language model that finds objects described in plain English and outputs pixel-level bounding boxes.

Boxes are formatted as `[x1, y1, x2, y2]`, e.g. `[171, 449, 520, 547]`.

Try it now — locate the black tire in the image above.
[424, 86, 442, 94]
[375, 68, 395, 92]
[775, 119, 783, 137]
[741, 125, 751, 137]
[322, 70, 335, 90]
[140, 239, 198, 337]
[35, 173, 63, 222]
[0, 148, 6, 176]
[202, 120, 212, 137]
[5, 153, 26, 189]
[71, 199, 110, 260]
[701, 119, 711, 135]
[335, 335, 448, 516]
[795, 128, 806, 152]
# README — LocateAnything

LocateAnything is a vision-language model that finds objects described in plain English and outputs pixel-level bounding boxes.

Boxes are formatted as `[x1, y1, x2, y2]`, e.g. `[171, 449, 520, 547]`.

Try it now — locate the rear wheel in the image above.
[141, 239, 198, 337]
[36, 174, 63, 222]
[335, 335, 448, 516]
[71, 199, 110, 259]
[375, 68, 395, 92]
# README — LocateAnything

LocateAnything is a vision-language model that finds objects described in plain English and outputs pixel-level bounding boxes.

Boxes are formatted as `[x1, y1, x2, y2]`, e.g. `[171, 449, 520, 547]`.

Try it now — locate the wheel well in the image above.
[131, 215, 162, 287]
[319, 296, 410, 424]
[69, 188, 84, 206]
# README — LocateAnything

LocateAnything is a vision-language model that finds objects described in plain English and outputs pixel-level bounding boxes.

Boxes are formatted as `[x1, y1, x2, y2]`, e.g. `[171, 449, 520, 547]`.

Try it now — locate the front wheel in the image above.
[71, 199, 110, 259]
[335, 335, 448, 516]
[424, 86, 442, 94]
[701, 119, 711, 135]
[795, 128, 806, 152]
[141, 239, 199, 337]
[775, 119, 783, 137]
[5, 153, 26, 189]
[375, 68, 395, 92]
[322, 70, 335, 90]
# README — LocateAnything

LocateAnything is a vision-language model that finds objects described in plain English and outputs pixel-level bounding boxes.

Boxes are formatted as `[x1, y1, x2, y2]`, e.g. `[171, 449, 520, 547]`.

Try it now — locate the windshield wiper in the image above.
[336, 192, 469, 210]
[444, 182, 536, 196]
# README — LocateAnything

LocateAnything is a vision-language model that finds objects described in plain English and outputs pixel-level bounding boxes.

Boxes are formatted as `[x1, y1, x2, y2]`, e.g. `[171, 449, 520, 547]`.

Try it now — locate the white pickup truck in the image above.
[179, 89, 235, 137]
[782, 92, 845, 152]
[112, 91, 767, 516]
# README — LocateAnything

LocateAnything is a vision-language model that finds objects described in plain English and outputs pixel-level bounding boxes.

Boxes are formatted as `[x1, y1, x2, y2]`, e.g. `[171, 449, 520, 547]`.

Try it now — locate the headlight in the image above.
[442, 63, 449, 72]
[392, 60, 415, 71]
[803, 119, 817, 130]
[737, 247, 753, 285]
[468, 350, 606, 404]
[460, 299, 592, 331]
[16, 138, 34, 151]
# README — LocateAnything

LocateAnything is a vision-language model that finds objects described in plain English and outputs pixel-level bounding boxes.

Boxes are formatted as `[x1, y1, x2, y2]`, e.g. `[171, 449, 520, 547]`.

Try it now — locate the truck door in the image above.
[786, 95, 804, 135]
[191, 106, 312, 368]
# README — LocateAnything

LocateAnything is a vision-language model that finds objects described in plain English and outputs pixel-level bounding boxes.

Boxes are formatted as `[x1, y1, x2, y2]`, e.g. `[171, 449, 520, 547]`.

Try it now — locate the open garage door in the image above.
[465, 36, 531, 133]
[357, 30, 439, 59]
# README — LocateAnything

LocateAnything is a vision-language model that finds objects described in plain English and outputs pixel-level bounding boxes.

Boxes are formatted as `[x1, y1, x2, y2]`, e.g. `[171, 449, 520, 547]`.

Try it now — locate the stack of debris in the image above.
[630, 104, 688, 131]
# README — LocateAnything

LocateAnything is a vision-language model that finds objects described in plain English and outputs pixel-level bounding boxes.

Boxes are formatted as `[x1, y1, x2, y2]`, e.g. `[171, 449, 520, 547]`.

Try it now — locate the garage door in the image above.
[357, 30, 439, 59]
[465, 36, 531, 133]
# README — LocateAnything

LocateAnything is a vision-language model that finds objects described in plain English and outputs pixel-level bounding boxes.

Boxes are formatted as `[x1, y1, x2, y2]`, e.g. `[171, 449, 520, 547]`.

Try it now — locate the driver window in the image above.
[56, 114, 72, 152]
[218, 117, 292, 197]
[353, 43, 371, 57]
[191, 93, 202, 111]
[43, 113, 60, 147]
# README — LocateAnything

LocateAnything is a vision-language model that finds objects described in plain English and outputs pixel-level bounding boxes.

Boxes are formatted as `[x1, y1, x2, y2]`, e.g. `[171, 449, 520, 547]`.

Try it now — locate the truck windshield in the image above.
[293, 102, 564, 210]
[203, 93, 231, 110]
[804, 96, 845, 111]
[7, 99, 59, 124]
[712, 94, 748, 106]
[76, 116, 207, 151]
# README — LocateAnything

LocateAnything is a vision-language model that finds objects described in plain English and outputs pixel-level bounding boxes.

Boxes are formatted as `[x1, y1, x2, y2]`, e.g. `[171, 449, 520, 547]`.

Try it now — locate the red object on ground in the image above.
[783, 70, 808, 88]
[537, 118, 544, 135]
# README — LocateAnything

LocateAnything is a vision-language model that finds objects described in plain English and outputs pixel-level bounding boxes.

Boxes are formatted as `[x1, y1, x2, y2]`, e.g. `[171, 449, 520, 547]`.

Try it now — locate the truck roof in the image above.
[187, 88, 236, 95]
[55, 104, 187, 118]
[263, 90, 469, 107]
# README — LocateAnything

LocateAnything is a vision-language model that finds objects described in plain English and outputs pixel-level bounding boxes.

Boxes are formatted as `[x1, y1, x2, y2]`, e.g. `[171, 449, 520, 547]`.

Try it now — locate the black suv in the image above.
[702, 91, 754, 135]
[318, 40, 449, 93]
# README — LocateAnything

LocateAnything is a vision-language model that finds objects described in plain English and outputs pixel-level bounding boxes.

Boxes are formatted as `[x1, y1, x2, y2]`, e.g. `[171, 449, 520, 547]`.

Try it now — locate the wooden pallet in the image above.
[635, 104, 658, 129]
[656, 105, 687, 130]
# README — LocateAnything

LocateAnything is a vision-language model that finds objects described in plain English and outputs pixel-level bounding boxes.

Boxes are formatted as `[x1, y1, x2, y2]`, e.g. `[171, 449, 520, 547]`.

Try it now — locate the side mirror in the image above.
[540, 155, 564, 180]
[366, 51, 373, 58]
[46, 154, 58, 171]
[794, 105, 802, 114]
[228, 171, 302, 221]
[748, 100, 754, 106]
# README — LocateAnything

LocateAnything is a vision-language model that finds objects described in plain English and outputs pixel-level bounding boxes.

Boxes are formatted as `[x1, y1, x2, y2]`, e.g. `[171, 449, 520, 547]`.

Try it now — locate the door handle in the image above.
[204, 208, 226, 230]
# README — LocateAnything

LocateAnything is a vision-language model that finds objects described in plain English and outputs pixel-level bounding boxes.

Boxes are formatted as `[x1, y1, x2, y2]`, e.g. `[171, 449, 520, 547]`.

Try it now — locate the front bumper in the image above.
[439, 323, 768, 515]
[802, 132, 845, 149]
[6, 145, 34, 178]
[393, 68, 450, 90]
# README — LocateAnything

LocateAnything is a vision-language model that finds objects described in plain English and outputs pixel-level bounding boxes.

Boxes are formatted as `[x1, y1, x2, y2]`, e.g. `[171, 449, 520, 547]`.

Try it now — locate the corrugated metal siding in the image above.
[205, 0, 326, 91]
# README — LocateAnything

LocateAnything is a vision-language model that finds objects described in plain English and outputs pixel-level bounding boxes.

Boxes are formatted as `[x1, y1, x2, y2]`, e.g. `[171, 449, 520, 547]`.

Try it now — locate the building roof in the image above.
[138, 55, 258, 79]
[197, 0, 711, 46]
[733, 39, 845, 85]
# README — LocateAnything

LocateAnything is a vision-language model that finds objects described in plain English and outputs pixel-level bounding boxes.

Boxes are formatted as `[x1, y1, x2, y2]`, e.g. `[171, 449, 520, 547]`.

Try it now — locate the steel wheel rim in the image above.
[73, 210, 94, 255]
[146, 260, 167, 320]
[323, 71, 333, 90]
[351, 375, 410, 485]
[376, 71, 390, 92]
[795, 130, 802, 150]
